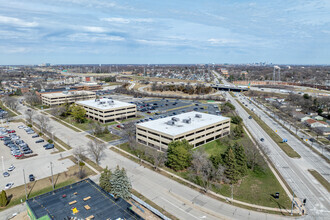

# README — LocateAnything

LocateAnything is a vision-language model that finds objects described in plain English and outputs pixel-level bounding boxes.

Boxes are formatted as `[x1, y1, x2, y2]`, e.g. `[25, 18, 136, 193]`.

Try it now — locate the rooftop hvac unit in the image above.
[171, 117, 180, 122]
[195, 114, 202, 118]
[166, 120, 175, 125]
[62, 91, 68, 94]
[107, 100, 114, 105]
[182, 118, 191, 124]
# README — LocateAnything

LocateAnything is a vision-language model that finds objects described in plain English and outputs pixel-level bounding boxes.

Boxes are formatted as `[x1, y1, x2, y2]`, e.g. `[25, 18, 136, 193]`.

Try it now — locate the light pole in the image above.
[1, 156, 4, 173]
[23, 169, 27, 200]
[50, 162, 54, 190]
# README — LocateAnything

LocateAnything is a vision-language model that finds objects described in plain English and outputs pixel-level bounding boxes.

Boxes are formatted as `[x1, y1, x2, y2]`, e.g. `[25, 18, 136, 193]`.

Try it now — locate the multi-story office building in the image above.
[76, 98, 136, 123]
[136, 111, 230, 151]
[41, 91, 96, 106]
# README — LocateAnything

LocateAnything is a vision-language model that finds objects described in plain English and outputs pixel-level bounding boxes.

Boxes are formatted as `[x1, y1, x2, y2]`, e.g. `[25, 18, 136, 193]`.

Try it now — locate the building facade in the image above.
[41, 91, 96, 106]
[76, 98, 136, 123]
[136, 112, 230, 151]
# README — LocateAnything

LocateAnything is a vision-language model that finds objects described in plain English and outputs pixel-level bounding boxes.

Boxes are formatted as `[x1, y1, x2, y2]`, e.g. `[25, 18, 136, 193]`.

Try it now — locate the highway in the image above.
[226, 93, 330, 219]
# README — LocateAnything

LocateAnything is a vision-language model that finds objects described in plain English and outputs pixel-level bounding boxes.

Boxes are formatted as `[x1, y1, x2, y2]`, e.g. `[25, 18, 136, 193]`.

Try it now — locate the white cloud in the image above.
[101, 17, 153, 24]
[207, 38, 238, 45]
[0, 15, 38, 27]
[67, 33, 124, 42]
[82, 26, 107, 33]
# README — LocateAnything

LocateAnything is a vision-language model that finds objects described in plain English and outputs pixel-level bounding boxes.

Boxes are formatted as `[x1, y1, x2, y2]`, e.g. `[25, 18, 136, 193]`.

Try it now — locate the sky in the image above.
[0, 0, 329, 65]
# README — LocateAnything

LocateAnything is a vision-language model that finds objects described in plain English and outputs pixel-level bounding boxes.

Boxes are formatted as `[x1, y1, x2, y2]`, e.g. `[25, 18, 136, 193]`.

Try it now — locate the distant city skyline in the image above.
[0, 0, 329, 65]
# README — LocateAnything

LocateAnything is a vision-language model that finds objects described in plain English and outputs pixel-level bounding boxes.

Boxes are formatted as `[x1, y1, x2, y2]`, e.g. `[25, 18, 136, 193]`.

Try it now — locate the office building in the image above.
[41, 90, 96, 106]
[136, 111, 230, 151]
[76, 98, 136, 123]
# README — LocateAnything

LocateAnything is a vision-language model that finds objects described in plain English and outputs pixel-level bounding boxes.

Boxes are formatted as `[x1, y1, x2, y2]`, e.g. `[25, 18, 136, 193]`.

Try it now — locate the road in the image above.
[225, 92, 330, 219]
[246, 96, 330, 159]
[13, 101, 294, 220]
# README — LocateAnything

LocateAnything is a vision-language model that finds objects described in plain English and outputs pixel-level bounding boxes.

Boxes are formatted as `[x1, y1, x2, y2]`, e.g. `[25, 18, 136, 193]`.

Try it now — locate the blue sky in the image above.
[0, 0, 329, 65]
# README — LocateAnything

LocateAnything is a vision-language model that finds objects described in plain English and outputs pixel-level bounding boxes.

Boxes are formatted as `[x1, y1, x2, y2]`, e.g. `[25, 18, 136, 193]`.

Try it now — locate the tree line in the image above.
[151, 82, 213, 95]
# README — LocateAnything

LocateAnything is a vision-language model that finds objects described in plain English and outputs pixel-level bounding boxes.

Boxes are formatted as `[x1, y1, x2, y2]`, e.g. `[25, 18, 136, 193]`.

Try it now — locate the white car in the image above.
[18, 125, 24, 129]
[8, 165, 15, 172]
[5, 182, 14, 189]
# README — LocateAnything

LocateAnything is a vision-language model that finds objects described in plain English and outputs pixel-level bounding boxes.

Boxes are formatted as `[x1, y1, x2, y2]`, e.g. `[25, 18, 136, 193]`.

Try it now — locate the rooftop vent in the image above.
[195, 114, 202, 118]
[182, 118, 191, 124]
[166, 120, 175, 125]
[171, 117, 180, 122]
[62, 91, 68, 94]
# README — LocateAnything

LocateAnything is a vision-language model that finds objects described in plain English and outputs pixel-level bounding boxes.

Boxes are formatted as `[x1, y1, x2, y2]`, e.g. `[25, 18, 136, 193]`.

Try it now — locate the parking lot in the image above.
[0, 122, 74, 190]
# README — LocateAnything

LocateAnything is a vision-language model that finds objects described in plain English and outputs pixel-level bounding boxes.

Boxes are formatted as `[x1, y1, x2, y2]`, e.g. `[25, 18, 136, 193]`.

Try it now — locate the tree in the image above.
[25, 109, 36, 125]
[88, 121, 103, 135]
[149, 150, 166, 170]
[231, 116, 242, 125]
[73, 146, 86, 163]
[99, 166, 112, 192]
[189, 150, 214, 191]
[50, 105, 66, 117]
[233, 143, 248, 177]
[87, 139, 106, 165]
[70, 104, 86, 123]
[223, 148, 240, 184]
[166, 140, 193, 171]
[35, 114, 50, 133]
[110, 166, 132, 200]
[232, 124, 244, 139]
[0, 190, 8, 207]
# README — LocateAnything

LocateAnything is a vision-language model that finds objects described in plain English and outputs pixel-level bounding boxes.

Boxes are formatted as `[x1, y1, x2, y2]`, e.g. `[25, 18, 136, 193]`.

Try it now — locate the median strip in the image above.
[308, 169, 330, 192]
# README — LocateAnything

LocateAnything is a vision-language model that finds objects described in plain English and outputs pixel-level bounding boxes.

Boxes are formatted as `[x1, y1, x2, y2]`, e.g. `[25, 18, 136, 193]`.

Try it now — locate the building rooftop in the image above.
[77, 98, 135, 110]
[42, 90, 95, 98]
[38, 87, 78, 93]
[137, 111, 230, 137]
[26, 178, 143, 220]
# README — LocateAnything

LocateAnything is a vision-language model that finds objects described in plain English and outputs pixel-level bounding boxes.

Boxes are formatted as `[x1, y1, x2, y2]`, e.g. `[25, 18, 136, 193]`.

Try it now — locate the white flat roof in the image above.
[137, 111, 230, 137]
[42, 91, 95, 98]
[77, 98, 135, 110]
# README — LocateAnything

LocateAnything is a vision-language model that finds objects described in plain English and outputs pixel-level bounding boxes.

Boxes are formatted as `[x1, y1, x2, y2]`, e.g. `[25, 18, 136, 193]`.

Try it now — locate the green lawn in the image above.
[200, 139, 228, 156]
[95, 133, 121, 142]
[308, 169, 330, 192]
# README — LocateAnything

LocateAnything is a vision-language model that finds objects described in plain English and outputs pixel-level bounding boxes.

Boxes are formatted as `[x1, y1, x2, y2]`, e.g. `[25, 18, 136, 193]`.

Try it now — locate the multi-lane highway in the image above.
[226, 93, 330, 219]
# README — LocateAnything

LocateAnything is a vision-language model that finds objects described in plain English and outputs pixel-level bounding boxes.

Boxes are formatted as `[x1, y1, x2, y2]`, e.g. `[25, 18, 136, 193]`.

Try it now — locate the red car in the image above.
[14, 153, 24, 158]
[8, 130, 16, 133]
[116, 125, 121, 128]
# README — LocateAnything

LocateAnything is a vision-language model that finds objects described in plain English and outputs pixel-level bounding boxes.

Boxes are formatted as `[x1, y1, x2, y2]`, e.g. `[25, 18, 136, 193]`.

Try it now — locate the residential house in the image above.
[305, 119, 328, 128]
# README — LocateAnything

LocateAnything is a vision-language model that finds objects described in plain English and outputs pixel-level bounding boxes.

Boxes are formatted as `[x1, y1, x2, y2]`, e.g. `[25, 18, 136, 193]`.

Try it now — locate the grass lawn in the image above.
[308, 169, 330, 192]
[1, 164, 96, 211]
[0, 101, 19, 117]
[95, 133, 121, 142]
[61, 116, 121, 131]
[237, 101, 301, 158]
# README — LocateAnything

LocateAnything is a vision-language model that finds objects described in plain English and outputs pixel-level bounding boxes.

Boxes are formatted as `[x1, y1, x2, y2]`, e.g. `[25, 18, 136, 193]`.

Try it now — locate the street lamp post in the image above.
[1, 156, 4, 173]
[50, 162, 54, 190]
[23, 169, 27, 200]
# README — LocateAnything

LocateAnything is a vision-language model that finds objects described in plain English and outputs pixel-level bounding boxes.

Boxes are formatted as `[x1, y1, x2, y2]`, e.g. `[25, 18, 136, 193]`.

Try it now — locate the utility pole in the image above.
[23, 169, 27, 200]
[50, 162, 54, 190]
[291, 191, 295, 215]
[1, 156, 4, 173]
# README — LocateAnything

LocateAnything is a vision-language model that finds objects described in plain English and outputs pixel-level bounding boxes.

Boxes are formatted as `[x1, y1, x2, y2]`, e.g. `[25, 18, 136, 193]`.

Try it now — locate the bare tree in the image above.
[246, 144, 265, 171]
[149, 150, 166, 170]
[189, 150, 214, 192]
[50, 105, 66, 117]
[25, 109, 36, 125]
[73, 146, 86, 163]
[24, 92, 41, 106]
[87, 139, 106, 165]
[35, 114, 50, 133]
[3, 96, 18, 110]
[88, 121, 103, 135]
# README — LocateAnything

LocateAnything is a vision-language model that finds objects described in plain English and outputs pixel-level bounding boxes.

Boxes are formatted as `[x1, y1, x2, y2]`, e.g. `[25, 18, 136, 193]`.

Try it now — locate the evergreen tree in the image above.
[223, 148, 240, 184]
[232, 124, 244, 139]
[233, 143, 248, 177]
[110, 166, 132, 200]
[166, 140, 193, 171]
[99, 166, 112, 192]
[0, 190, 8, 207]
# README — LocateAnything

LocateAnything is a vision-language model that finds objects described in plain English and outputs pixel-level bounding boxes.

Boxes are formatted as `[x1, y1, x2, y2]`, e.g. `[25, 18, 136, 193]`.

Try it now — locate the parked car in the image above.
[32, 134, 39, 138]
[7, 130, 16, 133]
[248, 116, 252, 119]
[29, 174, 35, 181]
[18, 125, 24, 129]
[44, 144, 54, 149]
[8, 165, 15, 172]
[5, 182, 14, 189]
[35, 139, 44, 143]
[27, 130, 35, 134]
[260, 138, 265, 142]
[3, 172, 10, 177]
